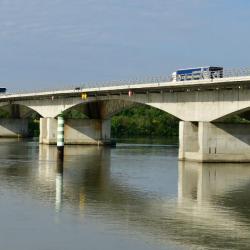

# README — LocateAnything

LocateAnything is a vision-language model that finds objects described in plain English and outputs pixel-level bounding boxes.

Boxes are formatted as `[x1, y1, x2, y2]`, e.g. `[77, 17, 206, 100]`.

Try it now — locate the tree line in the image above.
[111, 105, 179, 137]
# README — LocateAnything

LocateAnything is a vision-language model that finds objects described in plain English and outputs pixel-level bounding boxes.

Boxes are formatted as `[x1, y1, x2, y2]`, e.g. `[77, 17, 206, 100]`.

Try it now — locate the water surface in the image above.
[0, 139, 250, 249]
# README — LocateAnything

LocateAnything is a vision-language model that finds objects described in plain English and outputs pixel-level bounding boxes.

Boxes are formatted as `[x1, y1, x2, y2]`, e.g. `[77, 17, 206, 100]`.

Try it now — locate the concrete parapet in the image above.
[39, 118, 112, 145]
[179, 121, 250, 162]
[0, 118, 28, 137]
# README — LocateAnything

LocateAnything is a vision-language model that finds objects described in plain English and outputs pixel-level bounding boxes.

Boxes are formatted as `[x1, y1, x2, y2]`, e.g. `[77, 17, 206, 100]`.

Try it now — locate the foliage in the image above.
[0, 109, 10, 118]
[62, 109, 87, 119]
[222, 115, 250, 123]
[111, 105, 179, 137]
[28, 119, 39, 137]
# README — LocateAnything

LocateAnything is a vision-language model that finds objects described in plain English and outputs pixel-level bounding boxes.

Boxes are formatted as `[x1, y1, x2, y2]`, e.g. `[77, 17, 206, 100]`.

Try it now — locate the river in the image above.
[0, 139, 250, 249]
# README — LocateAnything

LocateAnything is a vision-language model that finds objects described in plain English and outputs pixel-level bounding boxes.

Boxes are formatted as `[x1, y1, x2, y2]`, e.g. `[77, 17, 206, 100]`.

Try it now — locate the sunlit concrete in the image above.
[39, 118, 111, 145]
[0, 76, 250, 120]
[179, 121, 250, 162]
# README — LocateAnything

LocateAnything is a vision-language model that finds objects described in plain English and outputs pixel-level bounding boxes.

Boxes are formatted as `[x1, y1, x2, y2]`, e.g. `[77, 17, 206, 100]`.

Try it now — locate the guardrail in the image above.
[223, 68, 250, 78]
[9, 67, 250, 95]
[11, 75, 172, 95]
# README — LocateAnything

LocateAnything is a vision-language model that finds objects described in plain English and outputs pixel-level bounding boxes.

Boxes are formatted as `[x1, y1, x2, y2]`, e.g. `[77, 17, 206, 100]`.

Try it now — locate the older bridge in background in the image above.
[1, 72, 250, 162]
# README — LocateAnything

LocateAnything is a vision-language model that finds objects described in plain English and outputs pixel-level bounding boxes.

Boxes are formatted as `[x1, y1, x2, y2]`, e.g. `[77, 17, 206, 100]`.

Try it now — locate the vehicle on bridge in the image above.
[172, 66, 223, 82]
[0, 87, 6, 93]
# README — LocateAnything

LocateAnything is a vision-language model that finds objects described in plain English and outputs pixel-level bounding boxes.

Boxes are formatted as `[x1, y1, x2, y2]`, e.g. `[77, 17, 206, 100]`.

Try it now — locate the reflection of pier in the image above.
[179, 161, 250, 202]
[2, 145, 250, 249]
[177, 161, 250, 247]
[38, 145, 111, 212]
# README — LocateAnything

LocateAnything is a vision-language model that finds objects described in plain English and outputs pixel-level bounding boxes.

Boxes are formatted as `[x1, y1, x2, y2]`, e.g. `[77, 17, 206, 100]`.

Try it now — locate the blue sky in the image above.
[0, 0, 250, 91]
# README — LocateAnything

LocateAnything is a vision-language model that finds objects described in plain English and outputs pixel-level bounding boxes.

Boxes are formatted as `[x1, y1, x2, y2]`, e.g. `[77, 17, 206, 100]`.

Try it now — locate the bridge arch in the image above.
[60, 99, 136, 119]
[5, 92, 187, 120]
[0, 103, 42, 118]
[54, 96, 183, 120]
[57, 97, 179, 139]
[213, 106, 250, 122]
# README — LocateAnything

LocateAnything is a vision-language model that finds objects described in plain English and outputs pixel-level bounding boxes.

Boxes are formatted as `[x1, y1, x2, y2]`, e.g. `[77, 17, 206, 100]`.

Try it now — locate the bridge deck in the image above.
[1, 76, 250, 101]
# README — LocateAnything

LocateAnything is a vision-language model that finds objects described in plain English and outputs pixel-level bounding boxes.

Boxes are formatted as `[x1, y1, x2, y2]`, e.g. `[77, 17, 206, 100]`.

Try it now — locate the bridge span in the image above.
[1, 75, 250, 162]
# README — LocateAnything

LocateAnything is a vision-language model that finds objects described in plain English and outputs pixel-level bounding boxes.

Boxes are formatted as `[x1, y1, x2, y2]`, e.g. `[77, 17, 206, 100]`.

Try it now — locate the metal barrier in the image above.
[11, 67, 250, 95]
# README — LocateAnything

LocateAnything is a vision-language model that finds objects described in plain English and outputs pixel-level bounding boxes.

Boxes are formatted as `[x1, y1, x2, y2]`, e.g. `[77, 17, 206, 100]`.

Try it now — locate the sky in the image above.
[0, 0, 250, 91]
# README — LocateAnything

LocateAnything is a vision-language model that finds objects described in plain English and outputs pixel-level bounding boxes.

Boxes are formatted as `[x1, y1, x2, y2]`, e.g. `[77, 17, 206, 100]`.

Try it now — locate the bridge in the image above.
[1, 73, 250, 162]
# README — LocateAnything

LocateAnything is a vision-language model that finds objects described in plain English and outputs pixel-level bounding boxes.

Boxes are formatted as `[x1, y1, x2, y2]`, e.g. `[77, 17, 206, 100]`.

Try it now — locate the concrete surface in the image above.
[39, 118, 111, 145]
[179, 121, 250, 162]
[0, 118, 28, 137]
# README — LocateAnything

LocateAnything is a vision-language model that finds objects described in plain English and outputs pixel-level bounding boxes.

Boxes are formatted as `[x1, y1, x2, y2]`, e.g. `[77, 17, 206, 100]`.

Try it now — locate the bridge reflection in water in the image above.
[177, 161, 250, 249]
[36, 145, 250, 249]
[1, 143, 250, 249]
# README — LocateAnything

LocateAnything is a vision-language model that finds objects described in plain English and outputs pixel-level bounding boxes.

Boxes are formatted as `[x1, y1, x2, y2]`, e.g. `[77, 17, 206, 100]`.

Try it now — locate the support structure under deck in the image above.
[179, 121, 250, 162]
[39, 118, 112, 145]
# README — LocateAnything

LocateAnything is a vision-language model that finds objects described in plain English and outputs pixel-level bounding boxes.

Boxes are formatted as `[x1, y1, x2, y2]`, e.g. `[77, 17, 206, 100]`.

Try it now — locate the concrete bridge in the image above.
[1, 75, 250, 162]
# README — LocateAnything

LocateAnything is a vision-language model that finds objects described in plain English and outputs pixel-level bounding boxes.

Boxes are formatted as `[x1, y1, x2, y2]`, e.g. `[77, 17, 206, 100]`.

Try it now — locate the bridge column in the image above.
[179, 121, 199, 160]
[179, 121, 250, 162]
[39, 118, 57, 144]
[39, 118, 112, 145]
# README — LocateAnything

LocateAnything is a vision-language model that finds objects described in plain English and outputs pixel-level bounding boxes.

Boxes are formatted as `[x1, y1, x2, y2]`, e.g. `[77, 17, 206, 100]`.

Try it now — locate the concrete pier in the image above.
[39, 118, 111, 145]
[0, 118, 28, 137]
[179, 121, 250, 162]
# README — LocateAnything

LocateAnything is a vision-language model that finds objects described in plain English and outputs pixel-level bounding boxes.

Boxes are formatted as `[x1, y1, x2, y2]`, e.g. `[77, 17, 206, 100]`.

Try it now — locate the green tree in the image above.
[111, 105, 179, 137]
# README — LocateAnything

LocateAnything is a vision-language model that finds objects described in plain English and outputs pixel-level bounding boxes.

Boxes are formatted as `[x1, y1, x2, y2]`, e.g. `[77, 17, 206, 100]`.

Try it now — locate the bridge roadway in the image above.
[1, 76, 250, 162]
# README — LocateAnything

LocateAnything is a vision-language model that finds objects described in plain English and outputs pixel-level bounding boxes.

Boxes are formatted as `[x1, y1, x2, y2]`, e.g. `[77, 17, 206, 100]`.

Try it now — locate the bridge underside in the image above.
[0, 100, 134, 144]
[0, 118, 29, 138]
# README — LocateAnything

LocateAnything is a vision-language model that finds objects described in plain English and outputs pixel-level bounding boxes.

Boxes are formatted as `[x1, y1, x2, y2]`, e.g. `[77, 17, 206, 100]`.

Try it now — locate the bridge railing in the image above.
[223, 68, 250, 78]
[11, 75, 172, 95]
[9, 67, 250, 95]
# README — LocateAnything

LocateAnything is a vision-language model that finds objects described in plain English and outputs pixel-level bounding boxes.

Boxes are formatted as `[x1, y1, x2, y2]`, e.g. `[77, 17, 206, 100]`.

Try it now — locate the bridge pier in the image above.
[39, 118, 112, 145]
[179, 121, 250, 162]
[0, 118, 29, 137]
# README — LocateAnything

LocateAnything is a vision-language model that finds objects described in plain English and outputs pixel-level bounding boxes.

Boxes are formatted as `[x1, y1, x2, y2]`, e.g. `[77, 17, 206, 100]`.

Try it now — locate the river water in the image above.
[0, 139, 250, 249]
